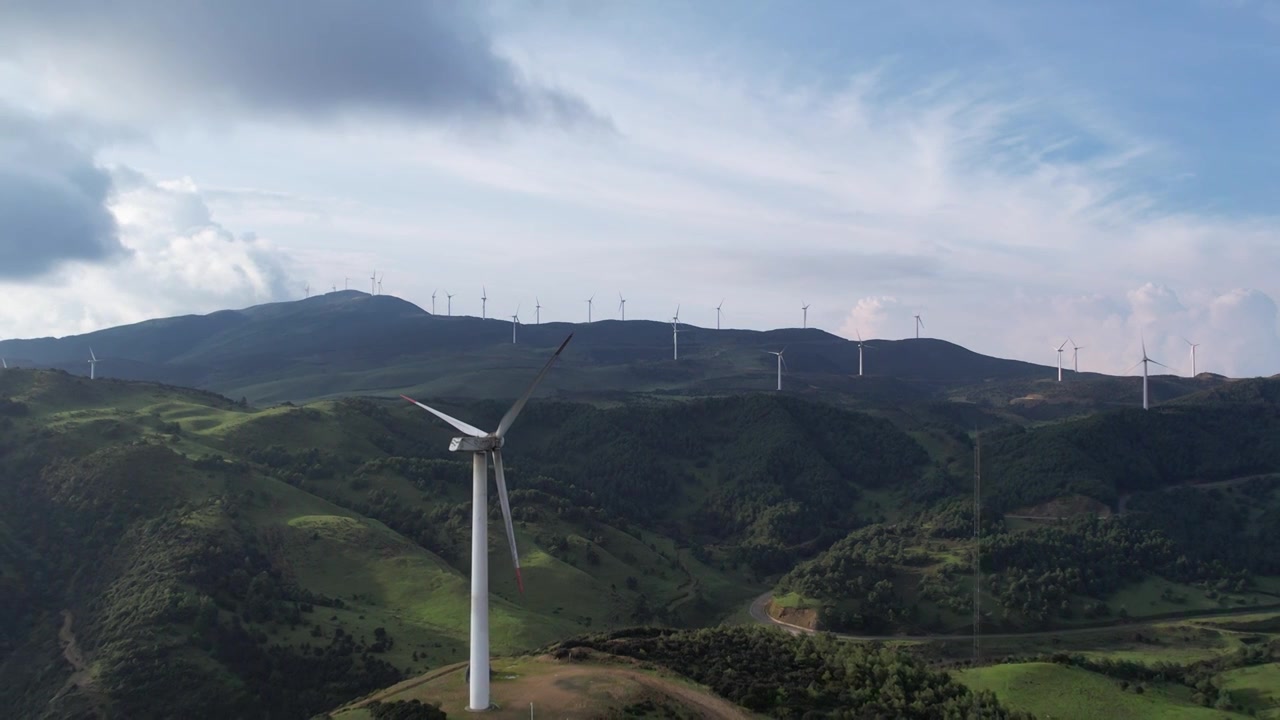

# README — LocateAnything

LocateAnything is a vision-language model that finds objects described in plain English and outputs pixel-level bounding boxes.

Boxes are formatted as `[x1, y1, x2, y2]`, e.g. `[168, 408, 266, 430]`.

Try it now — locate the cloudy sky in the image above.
[1, 0, 1278, 376]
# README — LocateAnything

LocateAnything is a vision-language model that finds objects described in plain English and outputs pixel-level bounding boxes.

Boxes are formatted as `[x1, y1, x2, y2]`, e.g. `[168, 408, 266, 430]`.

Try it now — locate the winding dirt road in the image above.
[748, 592, 1280, 642]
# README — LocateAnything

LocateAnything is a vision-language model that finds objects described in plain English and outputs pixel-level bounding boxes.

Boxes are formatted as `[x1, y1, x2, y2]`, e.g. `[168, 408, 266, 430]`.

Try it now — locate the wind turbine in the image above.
[1125, 337, 1169, 411]
[345, 277, 351, 291]
[855, 330, 872, 377]
[766, 348, 787, 390]
[618, 293, 626, 321]
[88, 347, 100, 380]
[447, 292, 454, 316]
[535, 298, 541, 325]
[1070, 338, 1084, 373]
[1055, 340, 1068, 382]
[511, 306, 520, 344]
[377, 275, 383, 296]
[481, 287, 488, 319]
[431, 290, 437, 315]
[914, 314, 924, 339]
[304, 283, 310, 299]
[801, 303, 810, 329]
[716, 299, 724, 331]
[672, 305, 681, 360]
[585, 294, 595, 323]
[1184, 338, 1201, 376]
[371, 271, 377, 295]
[400, 335, 573, 712]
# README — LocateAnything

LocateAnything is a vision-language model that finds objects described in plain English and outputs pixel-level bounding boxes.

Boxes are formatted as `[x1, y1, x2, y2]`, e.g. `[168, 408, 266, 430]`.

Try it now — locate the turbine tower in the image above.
[618, 292, 626, 321]
[481, 287, 488, 319]
[304, 283, 310, 299]
[914, 314, 924, 339]
[801, 303, 810, 329]
[345, 277, 351, 291]
[377, 275, 383, 295]
[431, 290, 437, 315]
[510, 306, 520, 344]
[1055, 339, 1068, 382]
[88, 347, 99, 380]
[400, 335, 573, 712]
[1070, 338, 1084, 373]
[447, 292, 454, 316]
[1184, 338, 1201, 376]
[1125, 338, 1169, 411]
[766, 348, 786, 390]
[672, 305, 681, 360]
[585, 294, 595, 323]
[371, 271, 377, 295]
[535, 298, 541, 325]
[716, 299, 724, 331]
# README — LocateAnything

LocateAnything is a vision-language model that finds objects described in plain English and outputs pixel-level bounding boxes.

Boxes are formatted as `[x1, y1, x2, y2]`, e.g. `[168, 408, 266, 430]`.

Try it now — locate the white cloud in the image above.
[0, 169, 293, 339]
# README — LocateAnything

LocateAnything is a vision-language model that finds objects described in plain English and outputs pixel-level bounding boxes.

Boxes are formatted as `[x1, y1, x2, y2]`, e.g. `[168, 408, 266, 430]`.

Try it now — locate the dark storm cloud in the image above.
[0, 1, 607, 128]
[0, 106, 122, 279]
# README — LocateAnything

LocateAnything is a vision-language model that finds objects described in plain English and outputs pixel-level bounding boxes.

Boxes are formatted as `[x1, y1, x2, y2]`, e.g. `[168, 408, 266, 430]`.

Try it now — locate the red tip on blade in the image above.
[399, 394, 417, 404]
[515, 568, 525, 595]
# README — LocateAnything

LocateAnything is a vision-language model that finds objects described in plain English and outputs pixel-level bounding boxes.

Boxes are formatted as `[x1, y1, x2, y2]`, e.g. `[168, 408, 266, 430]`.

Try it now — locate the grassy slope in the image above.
[957, 663, 1246, 720]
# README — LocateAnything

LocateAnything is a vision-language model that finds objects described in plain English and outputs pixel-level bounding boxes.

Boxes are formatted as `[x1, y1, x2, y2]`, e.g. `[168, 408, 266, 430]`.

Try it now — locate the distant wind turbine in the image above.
[1184, 338, 1201, 376]
[332, 284, 337, 293]
[399, 335, 573, 712]
[447, 292, 454, 316]
[1070, 338, 1084, 373]
[855, 330, 873, 377]
[618, 292, 626, 321]
[431, 290, 437, 315]
[801, 303, 810, 329]
[371, 271, 377, 295]
[511, 306, 520, 344]
[914, 314, 924, 339]
[304, 283, 310, 299]
[716, 299, 724, 331]
[377, 275, 383, 295]
[766, 348, 787, 390]
[672, 305, 681, 360]
[585, 294, 595, 323]
[1055, 339, 1068, 382]
[88, 347, 100, 380]
[481, 286, 488, 319]
[535, 297, 541, 325]
[1124, 337, 1170, 411]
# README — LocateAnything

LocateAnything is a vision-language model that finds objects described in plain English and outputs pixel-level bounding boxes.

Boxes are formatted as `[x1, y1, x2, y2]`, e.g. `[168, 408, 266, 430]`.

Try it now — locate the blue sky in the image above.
[0, 0, 1277, 376]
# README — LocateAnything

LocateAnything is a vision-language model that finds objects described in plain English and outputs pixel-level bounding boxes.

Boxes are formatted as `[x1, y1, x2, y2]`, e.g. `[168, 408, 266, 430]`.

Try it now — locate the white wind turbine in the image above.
[1125, 337, 1170, 411]
[481, 286, 488, 319]
[345, 277, 351, 291]
[431, 290, 437, 315]
[766, 348, 787, 390]
[585, 294, 595, 323]
[716, 299, 724, 331]
[1070, 338, 1084, 373]
[672, 305, 681, 360]
[535, 298, 541, 325]
[914, 314, 924, 339]
[447, 292, 454, 316]
[304, 283, 310, 299]
[377, 275, 383, 295]
[855, 330, 873, 377]
[88, 347, 100, 380]
[618, 292, 626, 321]
[510, 306, 520, 344]
[1184, 338, 1201, 376]
[400, 335, 573, 712]
[1055, 339, 1068, 382]
[801, 303, 810, 329]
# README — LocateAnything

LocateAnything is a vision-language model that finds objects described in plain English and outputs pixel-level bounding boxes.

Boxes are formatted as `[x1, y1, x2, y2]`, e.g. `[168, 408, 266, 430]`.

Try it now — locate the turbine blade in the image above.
[400, 395, 486, 437]
[492, 450, 523, 594]
[495, 333, 574, 438]
[1058, 340, 1069, 350]
[1148, 359, 1172, 370]
[1122, 359, 1144, 374]
[89, 347, 97, 362]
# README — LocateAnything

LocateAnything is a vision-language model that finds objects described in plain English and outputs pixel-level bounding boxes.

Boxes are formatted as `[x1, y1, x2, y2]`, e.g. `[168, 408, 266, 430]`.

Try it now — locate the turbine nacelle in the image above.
[450, 435, 503, 452]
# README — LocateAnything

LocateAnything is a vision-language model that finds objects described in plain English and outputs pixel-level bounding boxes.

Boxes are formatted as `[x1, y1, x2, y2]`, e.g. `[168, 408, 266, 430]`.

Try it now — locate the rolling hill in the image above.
[0, 291, 1179, 410]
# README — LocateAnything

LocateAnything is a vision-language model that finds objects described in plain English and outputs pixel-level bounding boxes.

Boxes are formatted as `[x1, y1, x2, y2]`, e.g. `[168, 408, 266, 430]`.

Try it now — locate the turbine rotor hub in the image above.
[450, 436, 503, 452]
